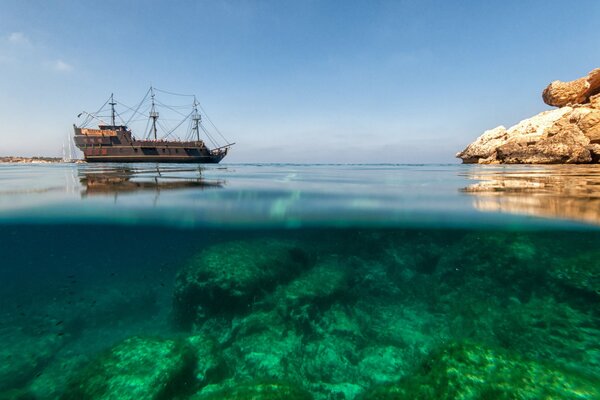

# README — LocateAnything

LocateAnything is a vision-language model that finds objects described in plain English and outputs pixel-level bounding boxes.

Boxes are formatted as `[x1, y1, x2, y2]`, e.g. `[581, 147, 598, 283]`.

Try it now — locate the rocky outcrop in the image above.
[192, 381, 314, 400]
[60, 336, 197, 400]
[0, 328, 65, 392]
[173, 239, 311, 328]
[458, 68, 600, 164]
[273, 256, 351, 314]
[543, 68, 600, 107]
[359, 342, 600, 399]
[549, 252, 600, 297]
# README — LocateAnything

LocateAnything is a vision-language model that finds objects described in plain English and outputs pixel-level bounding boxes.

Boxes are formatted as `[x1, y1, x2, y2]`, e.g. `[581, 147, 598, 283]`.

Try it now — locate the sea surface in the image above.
[0, 163, 599, 399]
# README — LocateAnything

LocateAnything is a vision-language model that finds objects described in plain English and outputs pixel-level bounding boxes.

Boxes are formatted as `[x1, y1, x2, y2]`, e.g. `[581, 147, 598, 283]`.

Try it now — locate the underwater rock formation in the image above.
[0, 328, 65, 393]
[273, 256, 351, 314]
[223, 310, 304, 382]
[192, 381, 314, 400]
[457, 68, 600, 163]
[169, 231, 600, 399]
[543, 68, 600, 107]
[434, 232, 543, 298]
[549, 251, 600, 297]
[173, 239, 311, 328]
[60, 336, 197, 400]
[186, 335, 228, 387]
[353, 301, 440, 374]
[40, 230, 600, 400]
[359, 342, 600, 399]
[0, 388, 35, 400]
[491, 296, 600, 375]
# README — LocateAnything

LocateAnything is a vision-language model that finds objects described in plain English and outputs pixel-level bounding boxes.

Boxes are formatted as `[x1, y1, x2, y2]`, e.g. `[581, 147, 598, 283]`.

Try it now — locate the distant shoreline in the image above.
[0, 156, 66, 164]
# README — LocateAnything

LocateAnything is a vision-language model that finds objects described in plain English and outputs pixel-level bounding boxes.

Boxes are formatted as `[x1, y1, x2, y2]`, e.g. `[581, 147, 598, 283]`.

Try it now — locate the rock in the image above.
[354, 301, 440, 362]
[60, 336, 197, 400]
[359, 342, 600, 399]
[495, 121, 592, 164]
[192, 381, 313, 400]
[28, 352, 91, 400]
[185, 335, 228, 387]
[549, 251, 600, 296]
[306, 383, 363, 400]
[303, 336, 359, 385]
[273, 256, 351, 316]
[223, 310, 304, 381]
[458, 68, 600, 164]
[0, 328, 65, 392]
[173, 239, 311, 328]
[357, 346, 406, 386]
[543, 68, 600, 107]
[435, 232, 541, 289]
[456, 105, 600, 163]
[429, 233, 551, 341]
[455, 125, 510, 163]
[301, 305, 372, 398]
[491, 296, 600, 376]
[457, 107, 584, 164]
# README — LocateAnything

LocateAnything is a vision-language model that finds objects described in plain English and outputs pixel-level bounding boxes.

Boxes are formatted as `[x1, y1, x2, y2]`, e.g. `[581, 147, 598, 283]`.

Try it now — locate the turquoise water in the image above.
[0, 164, 599, 399]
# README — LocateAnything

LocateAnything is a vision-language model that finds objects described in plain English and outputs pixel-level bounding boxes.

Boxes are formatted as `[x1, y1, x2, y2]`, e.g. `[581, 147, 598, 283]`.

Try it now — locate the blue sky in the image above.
[1, 0, 599, 163]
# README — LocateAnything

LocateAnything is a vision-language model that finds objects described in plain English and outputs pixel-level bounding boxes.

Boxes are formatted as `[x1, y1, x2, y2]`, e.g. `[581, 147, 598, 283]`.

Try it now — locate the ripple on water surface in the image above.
[2, 163, 600, 229]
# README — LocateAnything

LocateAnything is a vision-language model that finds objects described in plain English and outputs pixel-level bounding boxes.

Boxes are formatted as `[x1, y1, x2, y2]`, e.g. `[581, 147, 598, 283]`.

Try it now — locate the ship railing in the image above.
[211, 143, 236, 152]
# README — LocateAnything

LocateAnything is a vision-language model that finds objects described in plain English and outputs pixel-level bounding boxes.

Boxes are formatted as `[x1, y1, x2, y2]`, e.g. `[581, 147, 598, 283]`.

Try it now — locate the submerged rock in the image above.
[456, 106, 600, 164]
[357, 346, 406, 386]
[273, 256, 351, 317]
[549, 251, 600, 297]
[491, 296, 600, 376]
[457, 68, 600, 164]
[192, 381, 313, 400]
[434, 232, 543, 296]
[0, 328, 65, 392]
[60, 336, 197, 400]
[224, 310, 304, 381]
[28, 352, 91, 400]
[457, 107, 572, 163]
[359, 342, 600, 399]
[173, 239, 311, 328]
[186, 335, 228, 387]
[303, 335, 360, 386]
[0, 388, 35, 400]
[354, 301, 440, 369]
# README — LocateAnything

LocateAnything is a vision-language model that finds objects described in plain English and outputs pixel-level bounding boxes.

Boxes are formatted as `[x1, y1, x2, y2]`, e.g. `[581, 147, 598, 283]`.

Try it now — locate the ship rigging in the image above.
[73, 87, 234, 163]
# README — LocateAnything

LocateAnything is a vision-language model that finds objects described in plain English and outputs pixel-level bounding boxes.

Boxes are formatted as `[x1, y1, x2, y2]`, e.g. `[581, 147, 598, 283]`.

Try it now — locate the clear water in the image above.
[0, 163, 599, 399]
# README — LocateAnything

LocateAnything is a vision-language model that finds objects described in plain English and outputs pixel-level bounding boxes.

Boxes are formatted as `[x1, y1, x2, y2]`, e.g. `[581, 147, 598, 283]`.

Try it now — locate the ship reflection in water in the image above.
[79, 165, 223, 197]
[462, 165, 600, 226]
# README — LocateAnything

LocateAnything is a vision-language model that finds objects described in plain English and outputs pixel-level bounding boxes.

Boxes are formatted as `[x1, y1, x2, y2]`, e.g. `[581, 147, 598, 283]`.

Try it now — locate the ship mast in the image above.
[191, 98, 201, 142]
[109, 93, 116, 127]
[149, 87, 159, 140]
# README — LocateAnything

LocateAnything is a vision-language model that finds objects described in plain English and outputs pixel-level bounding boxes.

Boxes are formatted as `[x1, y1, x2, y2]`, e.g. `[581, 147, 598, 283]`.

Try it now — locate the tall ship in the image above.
[73, 87, 234, 163]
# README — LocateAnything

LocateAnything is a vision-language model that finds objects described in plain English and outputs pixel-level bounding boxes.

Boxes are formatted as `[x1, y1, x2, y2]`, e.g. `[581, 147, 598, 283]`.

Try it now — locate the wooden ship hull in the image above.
[74, 126, 227, 163]
[74, 88, 233, 164]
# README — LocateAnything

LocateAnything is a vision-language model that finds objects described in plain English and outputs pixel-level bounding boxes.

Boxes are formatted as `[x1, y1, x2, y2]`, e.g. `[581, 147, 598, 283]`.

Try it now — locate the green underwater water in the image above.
[0, 224, 599, 400]
[1, 163, 600, 399]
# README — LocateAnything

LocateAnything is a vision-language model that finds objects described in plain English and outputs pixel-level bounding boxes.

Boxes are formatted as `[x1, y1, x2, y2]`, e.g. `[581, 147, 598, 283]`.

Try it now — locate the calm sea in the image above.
[0, 163, 599, 399]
